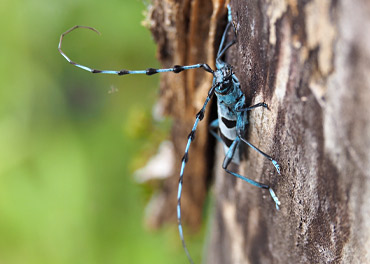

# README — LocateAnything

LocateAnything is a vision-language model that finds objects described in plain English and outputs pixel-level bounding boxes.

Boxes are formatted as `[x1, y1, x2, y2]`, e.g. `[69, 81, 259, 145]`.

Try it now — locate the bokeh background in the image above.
[0, 0, 205, 263]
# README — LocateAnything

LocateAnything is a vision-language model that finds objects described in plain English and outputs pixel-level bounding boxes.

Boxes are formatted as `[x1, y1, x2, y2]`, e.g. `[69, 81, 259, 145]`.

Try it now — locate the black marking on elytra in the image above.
[221, 117, 236, 129]
[220, 132, 234, 148]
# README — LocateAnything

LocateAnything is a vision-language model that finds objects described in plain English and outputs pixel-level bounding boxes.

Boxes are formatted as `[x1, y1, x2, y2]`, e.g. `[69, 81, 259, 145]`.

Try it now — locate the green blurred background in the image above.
[0, 0, 205, 263]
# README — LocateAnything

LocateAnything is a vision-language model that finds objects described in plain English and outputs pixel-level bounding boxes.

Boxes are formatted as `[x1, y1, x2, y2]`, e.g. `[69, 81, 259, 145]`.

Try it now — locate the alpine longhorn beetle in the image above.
[58, 5, 281, 264]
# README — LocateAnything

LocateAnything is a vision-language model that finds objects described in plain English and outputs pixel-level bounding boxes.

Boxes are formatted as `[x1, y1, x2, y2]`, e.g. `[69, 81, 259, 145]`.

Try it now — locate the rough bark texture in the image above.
[147, 0, 370, 263]
[207, 0, 370, 263]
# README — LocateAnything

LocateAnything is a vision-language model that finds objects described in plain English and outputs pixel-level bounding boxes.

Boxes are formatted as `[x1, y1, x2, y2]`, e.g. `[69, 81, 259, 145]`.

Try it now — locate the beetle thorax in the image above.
[214, 63, 235, 96]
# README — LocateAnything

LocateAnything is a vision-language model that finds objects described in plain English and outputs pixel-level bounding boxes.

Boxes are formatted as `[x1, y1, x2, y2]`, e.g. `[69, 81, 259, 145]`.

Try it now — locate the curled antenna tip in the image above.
[81, 25, 101, 35]
[58, 25, 102, 60]
[60, 25, 101, 39]
[73, 25, 101, 35]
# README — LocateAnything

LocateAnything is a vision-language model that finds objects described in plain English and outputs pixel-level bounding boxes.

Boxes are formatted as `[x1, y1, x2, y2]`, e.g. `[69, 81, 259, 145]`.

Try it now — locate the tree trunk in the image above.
[207, 0, 370, 263]
[147, 0, 370, 263]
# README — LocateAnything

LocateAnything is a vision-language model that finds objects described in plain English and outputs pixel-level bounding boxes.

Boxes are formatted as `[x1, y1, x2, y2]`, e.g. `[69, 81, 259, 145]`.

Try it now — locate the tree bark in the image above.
[207, 0, 370, 263]
[147, 0, 370, 263]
